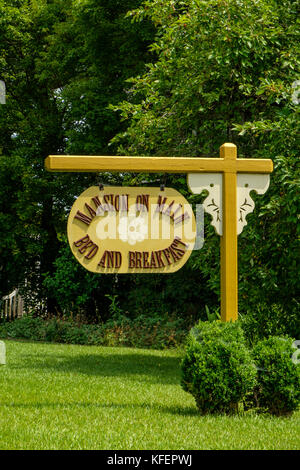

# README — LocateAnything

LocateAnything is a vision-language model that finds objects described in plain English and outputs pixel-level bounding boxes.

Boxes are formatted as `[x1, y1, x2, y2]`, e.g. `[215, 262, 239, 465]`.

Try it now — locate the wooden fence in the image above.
[0, 290, 24, 320]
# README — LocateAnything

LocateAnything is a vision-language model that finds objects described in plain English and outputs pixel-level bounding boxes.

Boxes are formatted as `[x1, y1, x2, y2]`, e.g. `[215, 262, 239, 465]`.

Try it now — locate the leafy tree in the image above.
[111, 0, 300, 332]
[1, 0, 298, 334]
[0, 0, 88, 309]
[37, 0, 155, 156]
[0, 0, 154, 313]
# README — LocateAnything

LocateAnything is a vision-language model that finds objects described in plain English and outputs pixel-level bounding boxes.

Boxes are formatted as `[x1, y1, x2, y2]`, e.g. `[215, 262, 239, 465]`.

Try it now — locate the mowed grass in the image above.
[0, 340, 299, 450]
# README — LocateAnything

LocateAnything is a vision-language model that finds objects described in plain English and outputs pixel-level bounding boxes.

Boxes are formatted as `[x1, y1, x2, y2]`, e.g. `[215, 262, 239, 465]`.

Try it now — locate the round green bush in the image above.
[181, 321, 257, 414]
[251, 336, 300, 416]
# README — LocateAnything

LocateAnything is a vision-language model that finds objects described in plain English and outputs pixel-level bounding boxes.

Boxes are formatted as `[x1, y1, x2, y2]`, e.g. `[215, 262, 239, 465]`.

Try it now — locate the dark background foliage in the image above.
[0, 0, 299, 340]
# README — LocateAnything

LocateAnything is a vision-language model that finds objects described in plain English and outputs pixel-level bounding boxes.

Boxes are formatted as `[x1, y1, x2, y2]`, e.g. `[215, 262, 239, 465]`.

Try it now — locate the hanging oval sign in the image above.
[67, 186, 197, 273]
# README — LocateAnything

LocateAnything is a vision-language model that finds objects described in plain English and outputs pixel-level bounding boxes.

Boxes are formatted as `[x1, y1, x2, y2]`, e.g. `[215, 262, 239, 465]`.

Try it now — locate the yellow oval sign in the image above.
[67, 186, 196, 273]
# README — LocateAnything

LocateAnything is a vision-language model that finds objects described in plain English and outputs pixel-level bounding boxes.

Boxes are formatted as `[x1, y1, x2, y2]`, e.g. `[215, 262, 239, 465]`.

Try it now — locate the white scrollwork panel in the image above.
[188, 173, 270, 236]
[237, 174, 270, 235]
[187, 173, 223, 235]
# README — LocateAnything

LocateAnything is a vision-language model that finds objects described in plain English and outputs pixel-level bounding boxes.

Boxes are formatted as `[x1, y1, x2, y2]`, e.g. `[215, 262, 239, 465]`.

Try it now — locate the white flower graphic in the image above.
[118, 214, 148, 245]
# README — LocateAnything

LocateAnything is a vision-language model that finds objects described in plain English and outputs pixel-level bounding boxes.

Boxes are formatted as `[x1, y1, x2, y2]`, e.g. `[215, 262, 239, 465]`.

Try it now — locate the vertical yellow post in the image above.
[220, 143, 238, 322]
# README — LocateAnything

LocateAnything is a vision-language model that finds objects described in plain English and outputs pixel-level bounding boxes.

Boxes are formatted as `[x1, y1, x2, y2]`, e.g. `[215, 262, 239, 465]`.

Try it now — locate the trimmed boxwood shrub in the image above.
[250, 336, 300, 416]
[181, 320, 257, 414]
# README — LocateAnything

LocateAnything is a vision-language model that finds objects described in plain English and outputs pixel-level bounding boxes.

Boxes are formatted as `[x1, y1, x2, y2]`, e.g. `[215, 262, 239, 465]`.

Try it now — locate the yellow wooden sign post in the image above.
[45, 143, 273, 322]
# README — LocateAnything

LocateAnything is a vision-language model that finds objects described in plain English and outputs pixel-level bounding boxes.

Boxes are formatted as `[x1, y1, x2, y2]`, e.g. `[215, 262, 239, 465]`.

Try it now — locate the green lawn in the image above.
[0, 340, 299, 450]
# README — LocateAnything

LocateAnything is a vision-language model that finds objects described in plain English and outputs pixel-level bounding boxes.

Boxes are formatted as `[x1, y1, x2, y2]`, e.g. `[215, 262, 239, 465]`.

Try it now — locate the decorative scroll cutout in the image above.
[187, 173, 270, 236]
[188, 173, 223, 235]
[237, 174, 270, 234]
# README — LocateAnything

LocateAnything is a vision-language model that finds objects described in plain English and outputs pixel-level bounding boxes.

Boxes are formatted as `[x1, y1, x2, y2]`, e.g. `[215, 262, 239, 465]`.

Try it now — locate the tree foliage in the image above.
[0, 0, 154, 312]
[112, 0, 300, 327]
[0, 0, 299, 334]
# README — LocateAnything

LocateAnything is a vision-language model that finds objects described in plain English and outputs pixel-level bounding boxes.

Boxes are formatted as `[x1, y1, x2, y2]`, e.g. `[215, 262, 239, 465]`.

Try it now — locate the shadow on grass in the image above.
[2, 400, 199, 417]
[13, 350, 182, 385]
